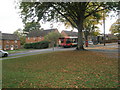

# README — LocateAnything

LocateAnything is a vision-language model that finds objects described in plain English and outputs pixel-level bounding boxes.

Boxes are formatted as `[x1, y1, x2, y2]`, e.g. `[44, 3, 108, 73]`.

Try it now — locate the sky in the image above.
[0, 0, 118, 34]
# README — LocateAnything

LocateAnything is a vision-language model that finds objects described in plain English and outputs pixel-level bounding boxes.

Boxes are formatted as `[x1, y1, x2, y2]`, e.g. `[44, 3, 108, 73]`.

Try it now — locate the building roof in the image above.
[62, 30, 78, 36]
[1, 33, 20, 40]
[27, 29, 58, 37]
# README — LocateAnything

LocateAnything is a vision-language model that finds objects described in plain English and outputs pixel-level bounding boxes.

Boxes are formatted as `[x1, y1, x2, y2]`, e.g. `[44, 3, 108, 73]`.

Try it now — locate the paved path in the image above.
[1, 43, 119, 60]
[1, 47, 76, 60]
[86, 43, 119, 58]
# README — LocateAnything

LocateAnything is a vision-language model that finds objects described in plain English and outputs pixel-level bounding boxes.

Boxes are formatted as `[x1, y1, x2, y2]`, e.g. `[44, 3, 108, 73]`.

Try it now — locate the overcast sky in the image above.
[0, 0, 118, 34]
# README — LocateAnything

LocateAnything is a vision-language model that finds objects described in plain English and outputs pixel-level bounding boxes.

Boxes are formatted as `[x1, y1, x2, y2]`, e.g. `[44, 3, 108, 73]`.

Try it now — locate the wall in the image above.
[26, 36, 44, 43]
[2, 40, 21, 50]
[61, 31, 68, 37]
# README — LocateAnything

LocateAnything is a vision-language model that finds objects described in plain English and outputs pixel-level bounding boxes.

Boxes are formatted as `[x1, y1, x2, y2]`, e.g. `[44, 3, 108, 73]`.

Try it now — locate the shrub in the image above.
[24, 41, 49, 49]
[40, 41, 49, 49]
[24, 43, 33, 49]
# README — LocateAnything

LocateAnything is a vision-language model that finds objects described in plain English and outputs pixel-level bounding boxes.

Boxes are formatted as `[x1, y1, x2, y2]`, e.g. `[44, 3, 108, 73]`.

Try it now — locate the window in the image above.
[28, 37, 30, 40]
[60, 38, 64, 43]
[10, 45, 14, 50]
[15, 40, 17, 43]
[15, 45, 18, 48]
[66, 39, 71, 44]
[40, 36, 43, 39]
[34, 37, 36, 40]
[7, 40, 9, 43]
[11, 45, 14, 48]
[6, 45, 9, 48]
[66, 40, 71, 44]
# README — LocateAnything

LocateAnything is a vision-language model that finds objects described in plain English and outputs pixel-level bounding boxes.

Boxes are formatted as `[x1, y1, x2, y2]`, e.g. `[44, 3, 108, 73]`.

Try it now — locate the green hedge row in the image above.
[24, 41, 49, 49]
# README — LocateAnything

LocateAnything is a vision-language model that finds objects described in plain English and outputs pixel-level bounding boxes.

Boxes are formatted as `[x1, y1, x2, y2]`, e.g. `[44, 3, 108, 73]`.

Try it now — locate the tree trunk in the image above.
[76, 19, 85, 50]
[76, 30, 84, 50]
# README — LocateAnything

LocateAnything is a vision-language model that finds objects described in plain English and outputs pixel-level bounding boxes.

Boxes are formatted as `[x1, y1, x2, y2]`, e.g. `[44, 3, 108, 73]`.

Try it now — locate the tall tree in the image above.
[13, 29, 26, 45]
[19, 2, 119, 50]
[23, 21, 41, 32]
[44, 32, 62, 49]
[109, 18, 120, 34]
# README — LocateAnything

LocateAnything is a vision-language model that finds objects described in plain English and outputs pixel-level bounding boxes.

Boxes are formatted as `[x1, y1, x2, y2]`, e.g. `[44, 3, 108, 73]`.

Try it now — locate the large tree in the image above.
[19, 2, 119, 50]
[13, 29, 26, 45]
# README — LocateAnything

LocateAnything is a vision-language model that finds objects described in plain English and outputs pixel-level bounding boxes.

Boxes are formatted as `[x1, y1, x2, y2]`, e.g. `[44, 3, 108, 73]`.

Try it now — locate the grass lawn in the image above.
[2, 50, 118, 88]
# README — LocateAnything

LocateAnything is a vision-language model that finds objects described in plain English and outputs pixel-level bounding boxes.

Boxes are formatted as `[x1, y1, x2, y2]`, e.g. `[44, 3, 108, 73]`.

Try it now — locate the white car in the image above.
[0, 50, 8, 57]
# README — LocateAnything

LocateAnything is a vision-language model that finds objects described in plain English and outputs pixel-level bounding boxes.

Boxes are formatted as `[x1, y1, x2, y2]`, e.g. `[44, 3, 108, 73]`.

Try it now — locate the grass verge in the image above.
[2, 50, 118, 88]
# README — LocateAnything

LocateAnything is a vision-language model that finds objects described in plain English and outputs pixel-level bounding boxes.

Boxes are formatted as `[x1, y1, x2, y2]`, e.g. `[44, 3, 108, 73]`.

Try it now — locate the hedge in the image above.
[24, 41, 49, 49]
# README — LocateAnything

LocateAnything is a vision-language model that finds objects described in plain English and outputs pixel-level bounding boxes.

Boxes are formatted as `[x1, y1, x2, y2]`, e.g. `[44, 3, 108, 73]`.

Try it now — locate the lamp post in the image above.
[103, 8, 106, 46]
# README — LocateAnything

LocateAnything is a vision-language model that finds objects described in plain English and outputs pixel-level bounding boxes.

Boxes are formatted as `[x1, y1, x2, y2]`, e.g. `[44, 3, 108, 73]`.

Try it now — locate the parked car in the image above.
[88, 41, 93, 45]
[0, 50, 8, 57]
[118, 40, 120, 44]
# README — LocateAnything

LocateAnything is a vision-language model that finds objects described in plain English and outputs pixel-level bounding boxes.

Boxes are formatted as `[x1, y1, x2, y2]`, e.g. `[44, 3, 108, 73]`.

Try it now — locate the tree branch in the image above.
[85, 3, 105, 18]
[50, 3, 77, 28]
[57, 3, 78, 23]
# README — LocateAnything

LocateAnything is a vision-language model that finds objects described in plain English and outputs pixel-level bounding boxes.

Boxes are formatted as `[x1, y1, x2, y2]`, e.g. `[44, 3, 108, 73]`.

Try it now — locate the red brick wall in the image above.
[26, 37, 44, 43]
[0, 40, 2, 49]
[26, 29, 60, 44]
[61, 31, 68, 37]
[2, 40, 21, 50]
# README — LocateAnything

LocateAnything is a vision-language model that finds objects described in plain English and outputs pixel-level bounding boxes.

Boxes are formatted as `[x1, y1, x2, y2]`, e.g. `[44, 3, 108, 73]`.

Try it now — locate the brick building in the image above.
[0, 32, 21, 50]
[61, 30, 78, 37]
[26, 29, 59, 43]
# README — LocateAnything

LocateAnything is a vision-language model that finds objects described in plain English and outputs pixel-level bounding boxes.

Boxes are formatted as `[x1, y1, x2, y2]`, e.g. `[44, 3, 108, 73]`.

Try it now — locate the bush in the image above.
[24, 43, 33, 49]
[24, 41, 49, 49]
[40, 41, 49, 49]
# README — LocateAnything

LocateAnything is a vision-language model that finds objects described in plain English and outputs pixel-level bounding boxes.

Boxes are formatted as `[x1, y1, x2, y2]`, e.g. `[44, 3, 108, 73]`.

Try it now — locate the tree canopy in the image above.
[109, 18, 120, 34]
[44, 32, 62, 46]
[19, 2, 119, 50]
[13, 29, 26, 45]
[23, 21, 41, 32]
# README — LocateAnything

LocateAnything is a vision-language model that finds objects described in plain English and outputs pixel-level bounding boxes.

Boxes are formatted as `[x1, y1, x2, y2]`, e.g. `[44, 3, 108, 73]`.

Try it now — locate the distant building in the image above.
[61, 30, 78, 37]
[26, 28, 59, 43]
[0, 32, 21, 50]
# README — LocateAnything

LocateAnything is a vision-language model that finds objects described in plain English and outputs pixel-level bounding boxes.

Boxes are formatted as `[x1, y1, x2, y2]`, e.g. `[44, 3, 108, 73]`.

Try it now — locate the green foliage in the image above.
[19, 2, 119, 50]
[24, 41, 49, 49]
[13, 29, 26, 45]
[19, 2, 119, 27]
[109, 18, 120, 34]
[24, 43, 33, 49]
[91, 30, 100, 36]
[23, 21, 41, 32]
[44, 32, 62, 44]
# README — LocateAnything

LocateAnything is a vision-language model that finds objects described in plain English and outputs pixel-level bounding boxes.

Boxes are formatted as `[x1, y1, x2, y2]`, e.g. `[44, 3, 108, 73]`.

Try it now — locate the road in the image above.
[1, 47, 76, 60]
[1, 43, 119, 60]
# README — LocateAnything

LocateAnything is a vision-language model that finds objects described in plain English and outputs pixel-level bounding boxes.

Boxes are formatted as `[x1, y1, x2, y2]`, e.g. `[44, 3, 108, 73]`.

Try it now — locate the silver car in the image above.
[88, 41, 93, 45]
[0, 50, 8, 57]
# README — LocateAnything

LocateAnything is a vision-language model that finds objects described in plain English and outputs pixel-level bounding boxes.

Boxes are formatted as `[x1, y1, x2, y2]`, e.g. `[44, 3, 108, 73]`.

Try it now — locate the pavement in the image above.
[85, 43, 119, 58]
[1, 43, 119, 60]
